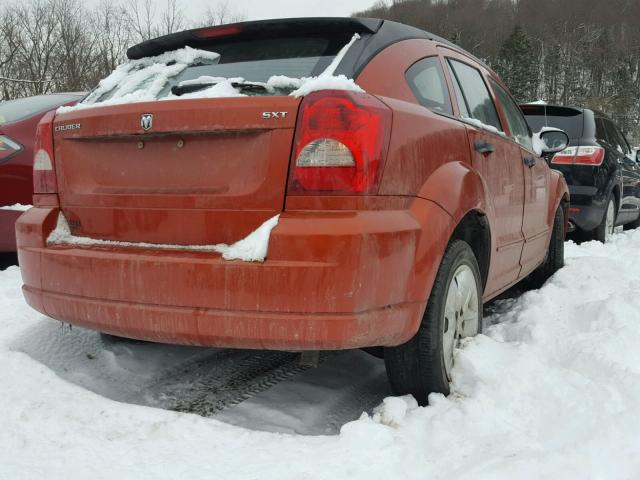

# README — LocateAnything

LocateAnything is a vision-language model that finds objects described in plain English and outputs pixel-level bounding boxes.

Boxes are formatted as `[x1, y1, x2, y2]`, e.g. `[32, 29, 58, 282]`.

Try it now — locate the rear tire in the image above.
[593, 198, 616, 243]
[384, 240, 482, 405]
[528, 206, 565, 289]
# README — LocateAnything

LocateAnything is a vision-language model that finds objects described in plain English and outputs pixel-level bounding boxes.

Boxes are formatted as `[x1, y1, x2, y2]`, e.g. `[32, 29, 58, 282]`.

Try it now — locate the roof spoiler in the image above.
[126, 17, 384, 60]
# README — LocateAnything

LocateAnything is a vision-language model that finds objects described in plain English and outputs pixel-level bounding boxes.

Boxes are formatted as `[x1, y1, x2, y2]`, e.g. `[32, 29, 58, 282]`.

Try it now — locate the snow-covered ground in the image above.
[2, 230, 640, 479]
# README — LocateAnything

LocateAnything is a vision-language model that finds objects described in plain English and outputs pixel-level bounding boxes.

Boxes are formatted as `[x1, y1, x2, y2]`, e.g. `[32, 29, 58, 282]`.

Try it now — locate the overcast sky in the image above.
[172, 0, 379, 21]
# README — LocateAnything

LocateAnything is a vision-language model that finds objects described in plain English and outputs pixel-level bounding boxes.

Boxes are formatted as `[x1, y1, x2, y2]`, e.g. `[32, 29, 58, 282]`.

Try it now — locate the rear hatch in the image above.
[52, 19, 379, 245]
[521, 104, 591, 192]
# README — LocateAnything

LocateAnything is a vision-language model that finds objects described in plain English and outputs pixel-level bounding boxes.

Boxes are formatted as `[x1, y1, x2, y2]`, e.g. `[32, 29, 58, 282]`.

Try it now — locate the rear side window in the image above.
[521, 106, 584, 140]
[605, 119, 631, 155]
[447, 59, 502, 131]
[0, 94, 81, 126]
[490, 80, 533, 151]
[405, 57, 452, 115]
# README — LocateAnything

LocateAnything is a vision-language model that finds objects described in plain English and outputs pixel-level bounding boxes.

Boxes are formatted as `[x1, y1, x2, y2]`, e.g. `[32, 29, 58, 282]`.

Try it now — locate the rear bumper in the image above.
[17, 202, 452, 349]
[0, 209, 22, 252]
[568, 203, 604, 232]
[567, 185, 605, 232]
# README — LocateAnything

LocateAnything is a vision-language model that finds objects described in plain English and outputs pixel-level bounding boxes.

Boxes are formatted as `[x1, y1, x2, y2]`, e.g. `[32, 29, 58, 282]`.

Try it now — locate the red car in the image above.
[0, 93, 84, 252]
[16, 18, 569, 402]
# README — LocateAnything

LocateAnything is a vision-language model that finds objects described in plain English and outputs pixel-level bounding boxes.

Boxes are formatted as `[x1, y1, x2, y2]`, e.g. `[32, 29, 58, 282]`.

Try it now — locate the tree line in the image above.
[2, 0, 639, 143]
[0, 0, 244, 100]
[355, 0, 640, 143]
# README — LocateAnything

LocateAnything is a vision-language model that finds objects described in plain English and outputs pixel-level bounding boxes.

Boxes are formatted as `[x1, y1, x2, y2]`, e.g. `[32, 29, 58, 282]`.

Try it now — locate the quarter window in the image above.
[405, 57, 453, 115]
[447, 59, 502, 132]
[490, 79, 534, 151]
[608, 122, 631, 155]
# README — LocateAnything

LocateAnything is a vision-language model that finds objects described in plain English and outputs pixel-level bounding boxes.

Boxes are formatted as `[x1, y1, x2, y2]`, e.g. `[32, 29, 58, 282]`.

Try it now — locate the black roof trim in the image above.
[126, 17, 383, 60]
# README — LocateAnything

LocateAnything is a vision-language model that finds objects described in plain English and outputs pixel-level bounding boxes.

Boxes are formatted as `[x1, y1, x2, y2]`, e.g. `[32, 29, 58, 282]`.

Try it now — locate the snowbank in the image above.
[47, 212, 279, 262]
[3, 229, 640, 478]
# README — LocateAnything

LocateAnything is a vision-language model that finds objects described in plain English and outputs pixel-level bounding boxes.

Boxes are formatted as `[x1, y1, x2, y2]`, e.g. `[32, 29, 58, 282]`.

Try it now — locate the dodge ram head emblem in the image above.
[140, 113, 153, 131]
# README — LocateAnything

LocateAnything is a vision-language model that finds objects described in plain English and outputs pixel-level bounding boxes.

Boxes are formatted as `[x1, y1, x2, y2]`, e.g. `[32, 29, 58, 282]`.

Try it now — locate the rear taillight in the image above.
[287, 90, 392, 195]
[33, 111, 57, 193]
[0, 135, 23, 165]
[552, 146, 605, 166]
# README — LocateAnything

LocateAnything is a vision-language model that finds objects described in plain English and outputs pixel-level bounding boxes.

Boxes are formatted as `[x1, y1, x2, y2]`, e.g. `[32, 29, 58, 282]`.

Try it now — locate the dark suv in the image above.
[522, 104, 640, 242]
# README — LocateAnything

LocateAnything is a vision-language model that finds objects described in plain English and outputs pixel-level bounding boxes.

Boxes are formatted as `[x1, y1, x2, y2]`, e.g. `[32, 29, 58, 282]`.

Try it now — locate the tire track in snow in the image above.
[142, 349, 337, 416]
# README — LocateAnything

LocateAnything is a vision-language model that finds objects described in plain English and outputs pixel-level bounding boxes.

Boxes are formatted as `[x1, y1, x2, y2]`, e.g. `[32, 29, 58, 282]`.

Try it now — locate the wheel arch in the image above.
[415, 161, 494, 293]
[611, 183, 621, 212]
[548, 170, 570, 228]
[450, 211, 491, 290]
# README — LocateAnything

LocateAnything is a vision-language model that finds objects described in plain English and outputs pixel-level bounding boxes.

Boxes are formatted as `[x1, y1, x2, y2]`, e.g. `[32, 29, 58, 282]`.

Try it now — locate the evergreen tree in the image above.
[494, 25, 539, 102]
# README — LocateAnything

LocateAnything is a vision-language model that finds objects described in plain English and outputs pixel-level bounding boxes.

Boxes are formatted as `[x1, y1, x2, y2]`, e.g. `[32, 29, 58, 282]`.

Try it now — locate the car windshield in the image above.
[0, 94, 82, 125]
[90, 34, 352, 104]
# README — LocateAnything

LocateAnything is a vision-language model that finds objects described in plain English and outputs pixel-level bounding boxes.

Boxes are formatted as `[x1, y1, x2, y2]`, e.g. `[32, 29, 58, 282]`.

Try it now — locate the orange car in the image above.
[17, 18, 569, 402]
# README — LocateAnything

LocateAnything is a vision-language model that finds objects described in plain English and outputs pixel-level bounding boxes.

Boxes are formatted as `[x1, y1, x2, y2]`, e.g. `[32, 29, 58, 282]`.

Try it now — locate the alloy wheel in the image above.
[442, 264, 479, 380]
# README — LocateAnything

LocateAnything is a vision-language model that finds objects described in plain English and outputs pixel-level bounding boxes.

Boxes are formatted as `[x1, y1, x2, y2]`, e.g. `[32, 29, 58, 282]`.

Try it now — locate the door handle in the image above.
[524, 156, 537, 168]
[474, 139, 495, 155]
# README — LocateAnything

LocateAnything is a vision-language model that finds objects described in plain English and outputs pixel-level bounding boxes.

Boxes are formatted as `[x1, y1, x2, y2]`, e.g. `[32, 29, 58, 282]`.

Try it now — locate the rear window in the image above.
[0, 94, 82, 126]
[90, 34, 352, 104]
[521, 105, 584, 139]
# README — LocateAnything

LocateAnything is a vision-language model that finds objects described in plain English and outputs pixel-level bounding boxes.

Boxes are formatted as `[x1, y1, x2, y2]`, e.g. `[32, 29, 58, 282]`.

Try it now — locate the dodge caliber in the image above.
[17, 17, 569, 403]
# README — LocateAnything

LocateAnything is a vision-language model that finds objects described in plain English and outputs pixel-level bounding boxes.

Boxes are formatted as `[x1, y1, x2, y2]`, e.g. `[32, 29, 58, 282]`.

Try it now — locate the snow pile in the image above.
[60, 34, 363, 112]
[0, 203, 31, 211]
[3, 229, 640, 477]
[47, 212, 279, 262]
[59, 47, 222, 112]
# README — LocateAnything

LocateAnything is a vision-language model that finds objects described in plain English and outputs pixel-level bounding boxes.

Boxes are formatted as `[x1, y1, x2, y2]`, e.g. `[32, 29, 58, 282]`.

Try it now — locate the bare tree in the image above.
[92, 1, 133, 78]
[11, 0, 62, 95]
[199, 1, 246, 27]
[159, 0, 187, 36]
[128, 0, 157, 42]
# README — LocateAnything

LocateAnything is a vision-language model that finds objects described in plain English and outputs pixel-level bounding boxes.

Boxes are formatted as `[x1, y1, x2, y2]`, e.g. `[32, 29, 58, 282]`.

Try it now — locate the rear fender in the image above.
[404, 162, 492, 321]
[549, 170, 570, 227]
[417, 161, 493, 225]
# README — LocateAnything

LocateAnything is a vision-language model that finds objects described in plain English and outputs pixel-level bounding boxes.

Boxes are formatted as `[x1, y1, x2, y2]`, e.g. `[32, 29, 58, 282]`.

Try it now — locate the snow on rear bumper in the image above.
[16, 205, 449, 349]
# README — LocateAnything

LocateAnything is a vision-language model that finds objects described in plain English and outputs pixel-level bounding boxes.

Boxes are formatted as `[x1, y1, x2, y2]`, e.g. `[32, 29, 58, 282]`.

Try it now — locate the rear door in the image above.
[445, 56, 525, 292]
[605, 120, 640, 223]
[490, 79, 549, 275]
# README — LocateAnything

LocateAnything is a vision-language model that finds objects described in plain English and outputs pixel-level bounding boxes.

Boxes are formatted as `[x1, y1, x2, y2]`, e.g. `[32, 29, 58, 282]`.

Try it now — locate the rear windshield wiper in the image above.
[171, 81, 268, 96]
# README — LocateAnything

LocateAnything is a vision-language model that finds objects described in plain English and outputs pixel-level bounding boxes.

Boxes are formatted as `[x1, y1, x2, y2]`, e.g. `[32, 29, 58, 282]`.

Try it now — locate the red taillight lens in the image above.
[0, 135, 23, 165]
[287, 90, 392, 195]
[551, 146, 605, 166]
[33, 111, 57, 194]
